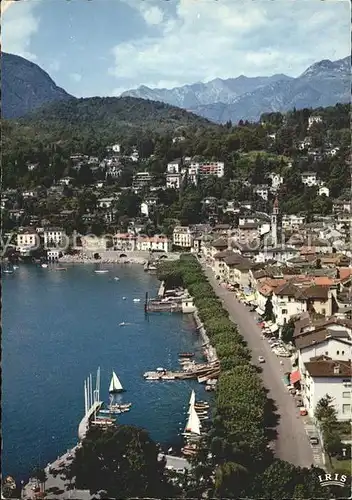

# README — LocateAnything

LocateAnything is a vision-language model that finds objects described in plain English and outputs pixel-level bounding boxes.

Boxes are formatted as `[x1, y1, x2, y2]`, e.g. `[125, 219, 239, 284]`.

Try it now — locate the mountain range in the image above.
[2, 51, 350, 124]
[121, 56, 350, 123]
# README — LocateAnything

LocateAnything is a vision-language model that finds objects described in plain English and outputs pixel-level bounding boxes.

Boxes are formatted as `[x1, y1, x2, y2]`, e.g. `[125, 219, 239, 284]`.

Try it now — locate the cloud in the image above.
[2, 0, 41, 61]
[109, 0, 350, 91]
[140, 5, 164, 25]
[70, 73, 82, 82]
[48, 60, 61, 72]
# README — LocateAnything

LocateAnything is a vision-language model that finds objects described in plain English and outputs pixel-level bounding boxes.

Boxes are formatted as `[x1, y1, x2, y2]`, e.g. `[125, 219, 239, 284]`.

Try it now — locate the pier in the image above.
[78, 368, 103, 440]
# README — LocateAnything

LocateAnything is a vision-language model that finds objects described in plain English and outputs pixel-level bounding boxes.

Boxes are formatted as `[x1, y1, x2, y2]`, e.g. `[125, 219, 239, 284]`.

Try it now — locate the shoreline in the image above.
[57, 255, 147, 264]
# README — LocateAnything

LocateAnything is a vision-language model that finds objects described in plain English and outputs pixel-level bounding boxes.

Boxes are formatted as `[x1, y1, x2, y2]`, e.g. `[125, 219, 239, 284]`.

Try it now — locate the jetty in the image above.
[144, 290, 196, 314]
[143, 360, 220, 382]
[78, 368, 103, 440]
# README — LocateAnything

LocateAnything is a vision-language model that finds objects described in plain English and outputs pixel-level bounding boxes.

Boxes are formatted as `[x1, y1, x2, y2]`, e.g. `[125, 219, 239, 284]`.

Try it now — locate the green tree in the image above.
[70, 425, 172, 499]
[263, 297, 275, 322]
[281, 318, 295, 343]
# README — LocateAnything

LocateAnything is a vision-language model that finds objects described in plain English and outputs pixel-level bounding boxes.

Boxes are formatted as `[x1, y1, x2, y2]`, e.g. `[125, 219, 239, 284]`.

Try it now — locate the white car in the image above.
[258, 356, 265, 363]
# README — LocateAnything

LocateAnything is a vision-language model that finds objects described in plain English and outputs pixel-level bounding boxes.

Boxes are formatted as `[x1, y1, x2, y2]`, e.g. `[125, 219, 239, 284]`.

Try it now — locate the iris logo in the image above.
[318, 473, 349, 487]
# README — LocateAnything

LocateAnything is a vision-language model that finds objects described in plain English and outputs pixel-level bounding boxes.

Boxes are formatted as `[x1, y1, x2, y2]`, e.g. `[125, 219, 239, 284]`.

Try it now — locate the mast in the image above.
[87, 375, 91, 409]
[84, 380, 88, 415]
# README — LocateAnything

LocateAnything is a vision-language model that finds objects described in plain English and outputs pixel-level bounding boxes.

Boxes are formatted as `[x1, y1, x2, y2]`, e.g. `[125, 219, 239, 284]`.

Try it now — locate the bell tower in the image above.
[271, 196, 279, 247]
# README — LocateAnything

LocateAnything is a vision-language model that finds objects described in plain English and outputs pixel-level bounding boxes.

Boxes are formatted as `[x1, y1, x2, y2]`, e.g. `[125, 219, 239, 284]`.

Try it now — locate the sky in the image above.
[2, 0, 350, 97]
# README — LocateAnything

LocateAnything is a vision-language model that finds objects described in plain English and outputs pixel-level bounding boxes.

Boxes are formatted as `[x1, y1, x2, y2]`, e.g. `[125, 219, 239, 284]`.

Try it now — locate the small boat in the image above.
[99, 409, 121, 415]
[41, 263, 48, 268]
[3, 269, 14, 274]
[56, 267, 67, 271]
[145, 374, 161, 380]
[109, 371, 125, 393]
[179, 353, 195, 358]
[133, 298, 141, 302]
[95, 270, 108, 274]
[13, 265, 19, 270]
[119, 322, 126, 326]
[114, 277, 120, 281]
[122, 297, 127, 300]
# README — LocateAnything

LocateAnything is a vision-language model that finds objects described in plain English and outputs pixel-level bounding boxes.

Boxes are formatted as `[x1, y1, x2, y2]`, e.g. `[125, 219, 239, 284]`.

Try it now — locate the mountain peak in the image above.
[2, 52, 73, 119]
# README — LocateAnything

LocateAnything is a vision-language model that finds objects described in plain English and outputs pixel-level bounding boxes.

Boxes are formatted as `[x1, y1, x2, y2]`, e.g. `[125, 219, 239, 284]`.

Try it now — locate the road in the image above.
[202, 264, 314, 468]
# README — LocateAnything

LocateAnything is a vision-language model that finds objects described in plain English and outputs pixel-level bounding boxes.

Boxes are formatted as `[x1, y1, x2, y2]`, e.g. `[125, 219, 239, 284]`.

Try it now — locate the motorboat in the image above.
[114, 277, 120, 281]
[95, 270, 108, 274]
[179, 352, 195, 358]
[133, 298, 141, 302]
[41, 263, 48, 268]
[122, 297, 127, 300]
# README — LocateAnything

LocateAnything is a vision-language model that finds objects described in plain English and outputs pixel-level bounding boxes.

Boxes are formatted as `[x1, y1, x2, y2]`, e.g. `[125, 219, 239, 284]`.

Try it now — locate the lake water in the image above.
[2, 263, 208, 480]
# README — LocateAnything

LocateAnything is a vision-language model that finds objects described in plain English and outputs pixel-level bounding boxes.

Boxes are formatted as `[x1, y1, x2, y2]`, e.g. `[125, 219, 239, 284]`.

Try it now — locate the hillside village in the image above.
[2, 104, 352, 449]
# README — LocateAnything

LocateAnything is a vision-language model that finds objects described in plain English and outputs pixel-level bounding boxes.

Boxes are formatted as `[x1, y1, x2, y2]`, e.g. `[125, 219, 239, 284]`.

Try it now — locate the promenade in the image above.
[201, 261, 315, 468]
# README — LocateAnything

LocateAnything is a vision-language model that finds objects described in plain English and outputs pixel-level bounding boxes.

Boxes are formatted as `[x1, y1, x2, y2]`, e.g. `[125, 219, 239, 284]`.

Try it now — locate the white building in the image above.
[47, 249, 61, 261]
[98, 197, 115, 209]
[198, 161, 224, 178]
[132, 172, 153, 192]
[256, 245, 299, 264]
[113, 233, 136, 251]
[272, 282, 308, 326]
[59, 176, 74, 186]
[301, 172, 318, 187]
[140, 197, 157, 217]
[295, 327, 352, 377]
[166, 172, 182, 189]
[44, 228, 66, 248]
[187, 164, 199, 185]
[281, 214, 306, 230]
[308, 115, 323, 128]
[254, 185, 269, 201]
[136, 235, 172, 252]
[173, 226, 194, 249]
[17, 229, 39, 250]
[301, 359, 351, 421]
[269, 173, 284, 191]
[318, 185, 330, 197]
[109, 144, 121, 153]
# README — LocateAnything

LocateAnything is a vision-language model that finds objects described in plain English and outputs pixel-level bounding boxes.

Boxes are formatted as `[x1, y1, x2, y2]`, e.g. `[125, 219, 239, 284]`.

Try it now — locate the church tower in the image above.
[271, 196, 279, 247]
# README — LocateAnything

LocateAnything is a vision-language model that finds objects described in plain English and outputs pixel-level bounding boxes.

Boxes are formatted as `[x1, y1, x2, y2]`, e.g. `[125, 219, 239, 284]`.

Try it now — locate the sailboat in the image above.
[184, 406, 201, 435]
[109, 371, 124, 393]
[188, 390, 196, 414]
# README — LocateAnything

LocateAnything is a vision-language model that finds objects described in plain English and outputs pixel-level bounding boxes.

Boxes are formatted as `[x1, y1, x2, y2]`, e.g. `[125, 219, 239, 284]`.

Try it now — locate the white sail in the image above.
[187, 390, 196, 414]
[185, 406, 201, 435]
[109, 371, 123, 392]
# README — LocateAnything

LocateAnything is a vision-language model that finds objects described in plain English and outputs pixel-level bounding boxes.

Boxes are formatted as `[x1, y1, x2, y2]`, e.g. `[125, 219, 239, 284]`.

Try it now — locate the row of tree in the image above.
[156, 255, 336, 498]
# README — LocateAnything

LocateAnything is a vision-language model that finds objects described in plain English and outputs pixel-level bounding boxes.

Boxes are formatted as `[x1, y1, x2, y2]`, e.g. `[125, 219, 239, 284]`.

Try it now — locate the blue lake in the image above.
[2, 263, 209, 480]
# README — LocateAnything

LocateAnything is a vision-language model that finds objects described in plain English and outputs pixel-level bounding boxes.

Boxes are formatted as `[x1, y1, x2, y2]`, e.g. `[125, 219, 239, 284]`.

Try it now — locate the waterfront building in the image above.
[136, 235, 171, 253]
[44, 227, 66, 248]
[16, 228, 39, 250]
[173, 226, 194, 249]
[113, 233, 137, 251]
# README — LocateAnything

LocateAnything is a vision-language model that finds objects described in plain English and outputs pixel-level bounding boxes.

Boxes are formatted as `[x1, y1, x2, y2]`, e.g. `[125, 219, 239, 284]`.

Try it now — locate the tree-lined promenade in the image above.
[156, 255, 340, 498]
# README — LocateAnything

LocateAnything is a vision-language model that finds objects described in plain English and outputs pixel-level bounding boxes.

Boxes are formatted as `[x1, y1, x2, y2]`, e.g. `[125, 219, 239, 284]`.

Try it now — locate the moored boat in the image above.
[179, 352, 195, 358]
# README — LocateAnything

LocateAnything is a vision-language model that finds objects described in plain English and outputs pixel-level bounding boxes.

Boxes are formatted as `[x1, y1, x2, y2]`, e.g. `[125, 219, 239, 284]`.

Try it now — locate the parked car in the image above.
[309, 436, 319, 445]
[258, 356, 265, 363]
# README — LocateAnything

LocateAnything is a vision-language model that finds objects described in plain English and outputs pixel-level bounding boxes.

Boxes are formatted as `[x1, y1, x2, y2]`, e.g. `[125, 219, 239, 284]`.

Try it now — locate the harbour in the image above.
[2, 263, 213, 481]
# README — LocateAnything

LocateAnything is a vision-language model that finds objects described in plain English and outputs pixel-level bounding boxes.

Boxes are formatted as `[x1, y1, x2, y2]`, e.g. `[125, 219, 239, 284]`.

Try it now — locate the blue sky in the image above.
[2, 0, 350, 97]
